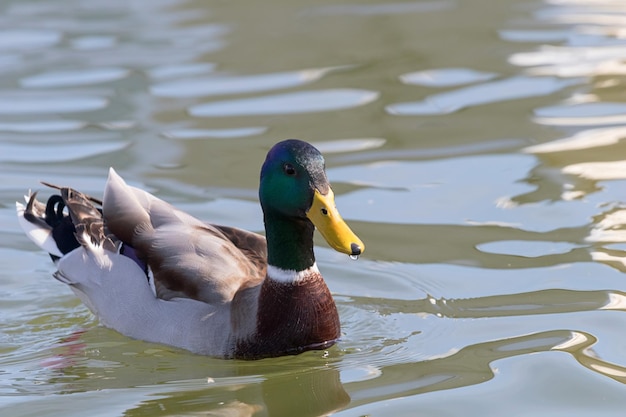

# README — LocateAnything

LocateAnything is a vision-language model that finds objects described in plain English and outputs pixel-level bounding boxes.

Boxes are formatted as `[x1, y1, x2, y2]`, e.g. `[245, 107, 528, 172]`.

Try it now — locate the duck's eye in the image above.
[321, 207, 328, 216]
[283, 163, 296, 176]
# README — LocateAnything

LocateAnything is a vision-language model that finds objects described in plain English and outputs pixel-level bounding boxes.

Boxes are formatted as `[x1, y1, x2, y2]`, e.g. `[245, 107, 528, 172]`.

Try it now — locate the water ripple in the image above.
[330, 154, 601, 231]
[146, 63, 215, 80]
[189, 89, 379, 117]
[0, 120, 86, 133]
[508, 12, 626, 78]
[308, 1, 455, 16]
[563, 161, 626, 181]
[477, 240, 584, 258]
[499, 29, 571, 43]
[524, 126, 626, 153]
[588, 208, 626, 244]
[0, 140, 129, 163]
[0, 92, 108, 114]
[151, 68, 336, 98]
[21, 67, 130, 88]
[162, 127, 267, 140]
[399, 68, 497, 87]
[533, 102, 626, 127]
[511, 46, 626, 68]
[0, 29, 61, 51]
[70, 36, 117, 50]
[387, 76, 581, 115]
[312, 138, 386, 154]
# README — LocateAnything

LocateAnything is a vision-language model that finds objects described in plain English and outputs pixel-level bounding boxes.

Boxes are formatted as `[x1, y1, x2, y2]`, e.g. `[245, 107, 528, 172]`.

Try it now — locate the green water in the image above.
[2, 0, 626, 415]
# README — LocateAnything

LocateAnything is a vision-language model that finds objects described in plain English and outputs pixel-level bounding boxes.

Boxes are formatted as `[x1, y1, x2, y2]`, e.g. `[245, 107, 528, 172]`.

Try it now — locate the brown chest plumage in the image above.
[234, 274, 340, 359]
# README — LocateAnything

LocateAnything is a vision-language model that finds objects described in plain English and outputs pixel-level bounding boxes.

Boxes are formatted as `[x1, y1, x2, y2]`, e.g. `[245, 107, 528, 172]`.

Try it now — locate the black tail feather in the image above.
[24, 184, 109, 256]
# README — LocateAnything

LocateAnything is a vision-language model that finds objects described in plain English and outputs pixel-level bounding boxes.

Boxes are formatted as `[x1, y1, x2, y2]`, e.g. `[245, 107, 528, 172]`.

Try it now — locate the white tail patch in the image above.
[78, 230, 113, 270]
[16, 201, 64, 258]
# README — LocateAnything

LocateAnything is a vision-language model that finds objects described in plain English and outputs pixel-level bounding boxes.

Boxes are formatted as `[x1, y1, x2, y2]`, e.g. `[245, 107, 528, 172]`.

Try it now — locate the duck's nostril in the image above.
[350, 243, 361, 256]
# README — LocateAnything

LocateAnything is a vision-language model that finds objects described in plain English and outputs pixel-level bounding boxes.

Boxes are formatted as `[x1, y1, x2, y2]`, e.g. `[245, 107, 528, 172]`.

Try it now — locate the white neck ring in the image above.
[267, 263, 320, 284]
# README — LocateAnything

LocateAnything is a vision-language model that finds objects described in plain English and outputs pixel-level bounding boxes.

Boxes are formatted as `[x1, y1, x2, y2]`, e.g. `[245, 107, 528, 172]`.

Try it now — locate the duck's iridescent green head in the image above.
[259, 139, 364, 257]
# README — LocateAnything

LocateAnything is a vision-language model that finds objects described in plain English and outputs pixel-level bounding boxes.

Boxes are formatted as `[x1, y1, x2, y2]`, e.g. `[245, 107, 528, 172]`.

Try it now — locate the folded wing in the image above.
[103, 169, 267, 304]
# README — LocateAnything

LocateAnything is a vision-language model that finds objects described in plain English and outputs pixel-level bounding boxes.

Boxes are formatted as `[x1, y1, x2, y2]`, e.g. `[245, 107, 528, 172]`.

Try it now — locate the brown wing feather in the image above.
[145, 223, 266, 303]
[213, 224, 267, 284]
[61, 188, 116, 252]
[102, 169, 266, 305]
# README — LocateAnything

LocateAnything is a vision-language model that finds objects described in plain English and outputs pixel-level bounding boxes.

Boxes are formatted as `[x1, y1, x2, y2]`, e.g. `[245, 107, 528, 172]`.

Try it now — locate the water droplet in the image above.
[349, 254, 359, 260]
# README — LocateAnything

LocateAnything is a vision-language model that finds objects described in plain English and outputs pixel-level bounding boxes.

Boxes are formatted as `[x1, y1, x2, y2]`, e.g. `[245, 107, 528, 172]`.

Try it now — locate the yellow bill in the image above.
[306, 188, 364, 256]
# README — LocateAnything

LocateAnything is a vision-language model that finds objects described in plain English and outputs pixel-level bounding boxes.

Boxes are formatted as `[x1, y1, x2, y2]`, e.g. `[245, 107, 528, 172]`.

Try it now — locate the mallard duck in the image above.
[16, 139, 364, 359]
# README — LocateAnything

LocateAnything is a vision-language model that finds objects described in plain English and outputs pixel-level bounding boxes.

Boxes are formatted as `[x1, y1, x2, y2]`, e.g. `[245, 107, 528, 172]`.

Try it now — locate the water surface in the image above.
[2, 0, 626, 416]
